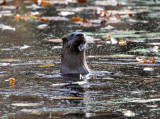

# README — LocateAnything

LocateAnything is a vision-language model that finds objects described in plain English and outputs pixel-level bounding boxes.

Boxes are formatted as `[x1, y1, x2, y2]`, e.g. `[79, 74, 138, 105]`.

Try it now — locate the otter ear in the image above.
[62, 37, 68, 42]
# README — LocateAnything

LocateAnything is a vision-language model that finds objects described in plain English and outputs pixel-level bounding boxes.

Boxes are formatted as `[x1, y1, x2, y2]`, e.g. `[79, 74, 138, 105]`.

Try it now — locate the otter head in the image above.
[60, 32, 90, 75]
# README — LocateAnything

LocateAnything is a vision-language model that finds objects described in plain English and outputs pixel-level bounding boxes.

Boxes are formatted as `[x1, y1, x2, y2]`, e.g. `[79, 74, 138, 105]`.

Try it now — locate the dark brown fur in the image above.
[61, 32, 90, 75]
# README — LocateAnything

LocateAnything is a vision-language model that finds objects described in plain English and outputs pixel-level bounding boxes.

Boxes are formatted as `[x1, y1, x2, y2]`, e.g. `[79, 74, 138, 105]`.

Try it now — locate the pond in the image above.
[1, 0, 160, 118]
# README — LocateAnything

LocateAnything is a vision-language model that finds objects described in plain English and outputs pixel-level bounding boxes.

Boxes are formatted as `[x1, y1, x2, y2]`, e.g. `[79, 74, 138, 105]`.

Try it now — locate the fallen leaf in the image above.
[115, 14, 121, 19]
[41, 16, 69, 21]
[151, 46, 159, 52]
[38, 0, 51, 6]
[77, 0, 87, 4]
[130, 98, 160, 103]
[95, 1, 125, 6]
[58, 11, 75, 17]
[0, 10, 13, 17]
[100, 25, 114, 30]
[19, 45, 30, 50]
[75, 21, 99, 27]
[90, 76, 96, 79]
[149, 57, 155, 64]
[51, 83, 69, 87]
[0, 0, 6, 5]
[40, 17, 50, 22]
[110, 37, 118, 44]
[26, 4, 44, 10]
[128, 13, 133, 18]
[2, 5, 17, 10]
[38, 64, 55, 67]
[143, 67, 154, 71]
[136, 57, 155, 64]
[146, 105, 157, 108]
[10, 78, 15, 84]
[118, 39, 127, 46]
[37, 24, 48, 30]
[53, 46, 62, 49]
[45, 39, 62, 43]
[123, 110, 135, 117]
[0, 24, 15, 31]
[71, 16, 83, 22]
[12, 103, 42, 107]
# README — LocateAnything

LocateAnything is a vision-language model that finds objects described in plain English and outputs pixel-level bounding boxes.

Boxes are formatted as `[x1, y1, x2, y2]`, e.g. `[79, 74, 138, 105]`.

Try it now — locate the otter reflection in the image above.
[61, 32, 90, 75]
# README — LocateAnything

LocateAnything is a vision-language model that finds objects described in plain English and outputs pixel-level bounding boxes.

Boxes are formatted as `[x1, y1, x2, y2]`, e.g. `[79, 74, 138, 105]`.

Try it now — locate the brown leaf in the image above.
[0, 0, 6, 5]
[148, 57, 155, 64]
[45, 39, 62, 43]
[38, 64, 55, 68]
[77, 0, 87, 4]
[71, 16, 83, 23]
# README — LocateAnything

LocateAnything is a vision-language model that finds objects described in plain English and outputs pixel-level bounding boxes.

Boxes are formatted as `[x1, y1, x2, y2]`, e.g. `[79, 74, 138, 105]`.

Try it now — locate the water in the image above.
[1, 0, 160, 118]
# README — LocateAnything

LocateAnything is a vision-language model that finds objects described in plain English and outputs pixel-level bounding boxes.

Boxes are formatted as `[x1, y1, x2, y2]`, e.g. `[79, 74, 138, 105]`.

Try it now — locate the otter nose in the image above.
[76, 33, 84, 37]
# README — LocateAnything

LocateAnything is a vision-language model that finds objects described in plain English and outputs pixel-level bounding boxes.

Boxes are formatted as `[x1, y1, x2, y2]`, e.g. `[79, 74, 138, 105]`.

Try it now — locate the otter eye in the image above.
[71, 34, 74, 37]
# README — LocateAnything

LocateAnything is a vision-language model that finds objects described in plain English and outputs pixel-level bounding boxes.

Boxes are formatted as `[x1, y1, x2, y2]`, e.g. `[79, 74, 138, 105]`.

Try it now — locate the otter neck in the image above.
[61, 49, 90, 75]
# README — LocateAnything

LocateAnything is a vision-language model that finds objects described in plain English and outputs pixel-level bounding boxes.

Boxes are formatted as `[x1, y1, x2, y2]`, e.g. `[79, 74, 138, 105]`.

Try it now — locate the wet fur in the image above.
[61, 32, 90, 75]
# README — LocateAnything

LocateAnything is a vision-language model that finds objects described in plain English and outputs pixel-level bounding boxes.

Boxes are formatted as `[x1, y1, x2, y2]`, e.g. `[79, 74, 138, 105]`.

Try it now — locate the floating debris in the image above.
[0, 24, 15, 31]
[12, 103, 42, 107]
[37, 24, 48, 30]
[123, 110, 135, 117]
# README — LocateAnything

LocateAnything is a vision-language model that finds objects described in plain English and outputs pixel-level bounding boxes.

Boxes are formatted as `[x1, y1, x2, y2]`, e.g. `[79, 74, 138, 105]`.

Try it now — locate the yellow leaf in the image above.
[118, 39, 127, 46]
[56, 96, 84, 100]
[38, 64, 55, 68]
[10, 78, 15, 84]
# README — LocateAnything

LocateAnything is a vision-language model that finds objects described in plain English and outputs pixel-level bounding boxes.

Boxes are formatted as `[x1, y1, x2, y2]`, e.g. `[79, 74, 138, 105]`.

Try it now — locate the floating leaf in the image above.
[12, 103, 42, 107]
[40, 17, 50, 22]
[37, 24, 48, 30]
[19, 45, 30, 50]
[149, 57, 155, 64]
[41, 16, 69, 21]
[77, 0, 87, 4]
[100, 25, 114, 30]
[136, 57, 155, 64]
[38, 64, 55, 68]
[146, 105, 157, 108]
[38, 0, 51, 6]
[53, 46, 62, 49]
[10, 78, 15, 84]
[143, 67, 154, 71]
[0, 24, 15, 31]
[58, 11, 75, 17]
[2, 5, 17, 10]
[45, 39, 62, 43]
[90, 76, 96, 79]
[110, 37, 118, 45]
[71, 16, 83, 22]
[0, 0, 6, 5]
[130, 98, 160, 103]
[51, 83, 69, 87]
[123, 110, 135, 117]
[26, 4, 44, 10]
[128, 13, 133, 18]
[151, 46, 159, 52]
[118, 39, 127, 46]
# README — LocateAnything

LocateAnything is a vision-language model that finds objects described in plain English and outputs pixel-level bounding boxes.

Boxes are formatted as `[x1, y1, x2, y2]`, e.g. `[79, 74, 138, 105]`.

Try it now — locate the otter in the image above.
[60, 32, 90, 75]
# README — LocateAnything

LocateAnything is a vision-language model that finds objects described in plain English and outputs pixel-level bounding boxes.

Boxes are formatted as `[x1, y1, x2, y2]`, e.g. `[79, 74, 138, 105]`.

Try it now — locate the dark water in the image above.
[1, 0, 160, 118]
